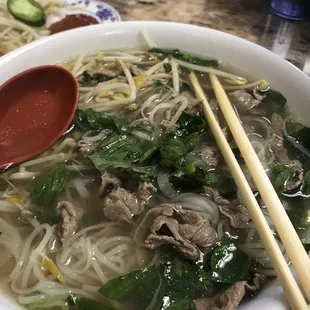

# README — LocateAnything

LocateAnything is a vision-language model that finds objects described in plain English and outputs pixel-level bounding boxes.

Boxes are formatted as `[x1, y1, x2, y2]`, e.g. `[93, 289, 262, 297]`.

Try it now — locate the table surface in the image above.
[106, 0, 310, 76]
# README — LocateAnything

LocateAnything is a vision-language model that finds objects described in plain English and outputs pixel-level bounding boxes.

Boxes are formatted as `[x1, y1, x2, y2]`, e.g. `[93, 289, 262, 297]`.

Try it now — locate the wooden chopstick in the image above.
[189, 72, 309, 310]
[208, 73, 310, 302]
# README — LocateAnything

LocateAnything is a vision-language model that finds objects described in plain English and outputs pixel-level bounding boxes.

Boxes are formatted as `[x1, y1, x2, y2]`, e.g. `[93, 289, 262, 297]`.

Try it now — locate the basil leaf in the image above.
[149, 48, 219, 68]
[206, 235, 251, 284]
[30, 164, 68, 206]
[77, 298, 114, 310]
[261, 89, 287, 115]
[99, 266, 164, 310]
[74, 108, 129, 133]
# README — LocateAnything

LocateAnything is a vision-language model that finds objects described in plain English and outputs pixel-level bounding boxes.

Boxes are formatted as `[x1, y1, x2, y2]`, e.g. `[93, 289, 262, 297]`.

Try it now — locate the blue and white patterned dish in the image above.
[60, 0, 121, 24]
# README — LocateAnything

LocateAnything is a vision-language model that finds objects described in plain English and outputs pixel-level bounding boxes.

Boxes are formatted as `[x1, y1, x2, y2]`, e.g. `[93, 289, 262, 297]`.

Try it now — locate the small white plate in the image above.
[44, 0, 121, 29]
[62, 0, 121, 23]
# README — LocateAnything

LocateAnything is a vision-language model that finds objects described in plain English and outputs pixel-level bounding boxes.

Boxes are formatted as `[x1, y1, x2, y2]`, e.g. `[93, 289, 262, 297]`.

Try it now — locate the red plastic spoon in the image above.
[0, 65, 79, 170]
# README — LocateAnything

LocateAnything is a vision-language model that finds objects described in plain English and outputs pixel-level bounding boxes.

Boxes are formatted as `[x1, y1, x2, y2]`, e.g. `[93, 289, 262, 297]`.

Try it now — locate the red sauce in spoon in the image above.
[49, 14, 99, 34]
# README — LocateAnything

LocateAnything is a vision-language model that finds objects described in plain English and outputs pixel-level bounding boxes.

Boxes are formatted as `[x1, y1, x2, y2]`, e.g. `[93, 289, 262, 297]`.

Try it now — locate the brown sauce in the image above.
[49, 14, 99, 34]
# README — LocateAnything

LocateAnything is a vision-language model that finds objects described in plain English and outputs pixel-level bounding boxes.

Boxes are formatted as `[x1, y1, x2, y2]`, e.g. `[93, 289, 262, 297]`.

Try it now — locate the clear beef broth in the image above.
[0, 45, 309, 310]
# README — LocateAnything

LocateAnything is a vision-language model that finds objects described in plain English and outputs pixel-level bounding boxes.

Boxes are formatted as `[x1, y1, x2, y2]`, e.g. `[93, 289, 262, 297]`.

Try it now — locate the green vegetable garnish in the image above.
[163, 63, 172, 72]
[30, 165, 68, 224]
[204, 235, 251, 284]
[285, 119, 310, 153]
[74, 108, 129, 133]
[260, 89, 287, 116]
[269, 162, 295, 190]
[301, 171, 310, 195]
[30, 164, 68, 206]
[89, 132, 157, 177]
[27, 298, 68, 310]
[99, 266, 164, 310]
[99, 252, 213, 310]
[79, 71, 111, 86]
[149, 48, 219, 68]
[76, 298, 114, 310]
[7, 0, 46, 27]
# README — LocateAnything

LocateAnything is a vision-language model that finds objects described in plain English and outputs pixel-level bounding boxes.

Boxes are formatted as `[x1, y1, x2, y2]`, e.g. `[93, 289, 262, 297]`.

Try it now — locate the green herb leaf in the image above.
[205, 235, 251, 284]
[154, 79, 164, 86]
[77, 298, 115, 310]
[90, 133, 157, 177]
[178, 112, 207, 135]
[261, 89, 287, 115]
[163, 63, 172, 72]
[301, 171, 310, 195]
[30, 165, 68, 206]
[99, 252, 213, 310]
[269, 162, 295, 190]
[149, 48, 219, 68]
[160, 139, 188, 163]
[79, 70, 110, 86]
[74, 108, 129, 133]
[164, 255, 214, 300]
[67, 294, 78, 306]
[285, 119, 310, 152]
[27, 299, 68, 310]
[99, 266, 164, 310]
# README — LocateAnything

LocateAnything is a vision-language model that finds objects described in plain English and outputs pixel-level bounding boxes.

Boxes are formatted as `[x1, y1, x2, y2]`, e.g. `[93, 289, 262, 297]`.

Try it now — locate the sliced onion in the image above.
[250, 140, 266, 160]
[82, 129, 110, 142]
[172, 193, 219, 226]
[157, 171, 177, 198]
[132, 130, 151, 141]
[242, 116, 272, 139]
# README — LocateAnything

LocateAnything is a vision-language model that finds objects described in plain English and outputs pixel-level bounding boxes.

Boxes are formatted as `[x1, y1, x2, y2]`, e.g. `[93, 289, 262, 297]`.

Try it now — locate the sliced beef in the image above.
[204, 187, 230, 206]
[219, 204, 250, 229]
[100, 63, 123, 78]
[57, 201, 84, 244]
[134, 203, 217, 260]
[129, 64, 144, 76]
[204, 187, 250, 228]
[49, 201, 84, 251]
[245, 273, 266, 294]
[102, 188, 142, 223]
[195, 281, 246, 310]
[98, 172, 122, 196]
[270, 113, 303, 191]
[181, 91, 202, 114]
[270, 113, 290, 165]
[101, 181, 156, 223]
[137, 182, 157, 203]
[201, 146, 220, 166]
[228, 90, 262, 115]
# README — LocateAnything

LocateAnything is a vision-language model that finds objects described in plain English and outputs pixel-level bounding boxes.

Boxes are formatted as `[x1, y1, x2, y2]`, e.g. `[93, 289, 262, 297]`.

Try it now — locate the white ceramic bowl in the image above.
[0, 21, 309, 310]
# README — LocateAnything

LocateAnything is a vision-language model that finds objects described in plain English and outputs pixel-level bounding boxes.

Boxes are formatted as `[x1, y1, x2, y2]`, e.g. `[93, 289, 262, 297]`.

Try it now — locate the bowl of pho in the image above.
[0, 21, 309, 310]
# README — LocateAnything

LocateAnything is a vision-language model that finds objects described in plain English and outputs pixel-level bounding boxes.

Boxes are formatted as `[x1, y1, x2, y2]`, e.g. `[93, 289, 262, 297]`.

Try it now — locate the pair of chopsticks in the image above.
[189, 72, 310, 310]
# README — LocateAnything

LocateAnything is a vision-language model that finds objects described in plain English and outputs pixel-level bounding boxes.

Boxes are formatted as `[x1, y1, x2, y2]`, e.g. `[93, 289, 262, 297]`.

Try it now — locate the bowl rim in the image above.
[0, 20, 308, 310]
[0, 21, 309, 84]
